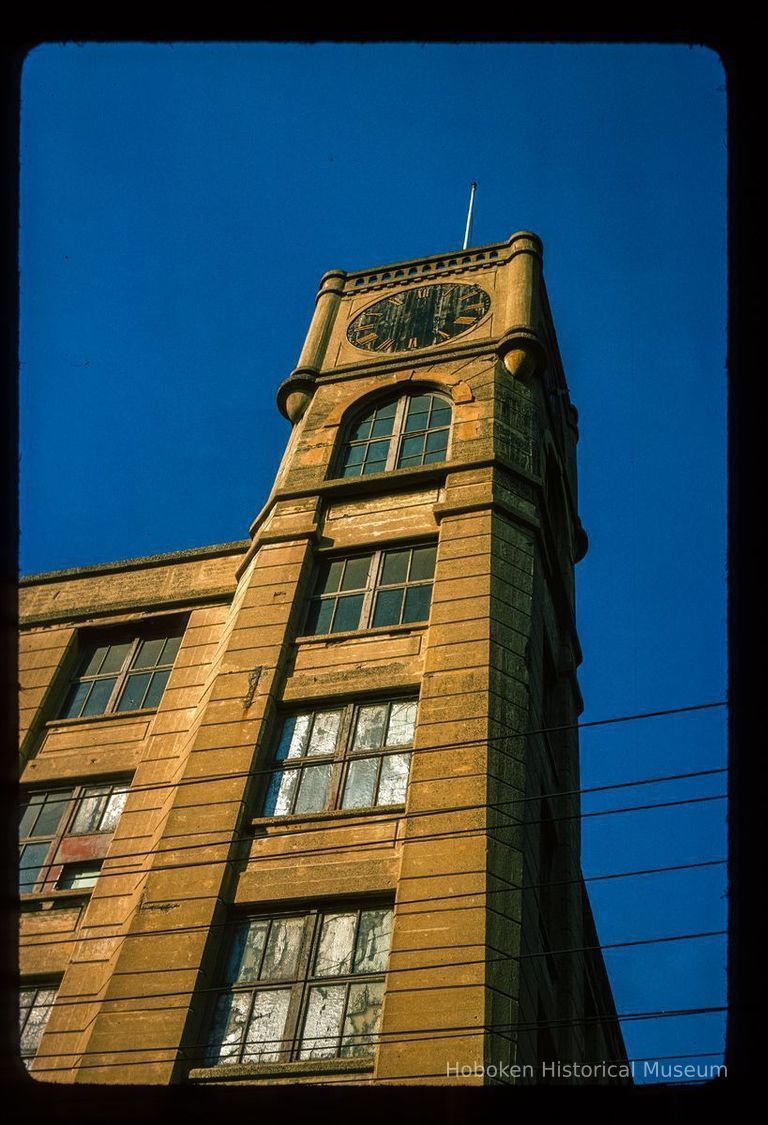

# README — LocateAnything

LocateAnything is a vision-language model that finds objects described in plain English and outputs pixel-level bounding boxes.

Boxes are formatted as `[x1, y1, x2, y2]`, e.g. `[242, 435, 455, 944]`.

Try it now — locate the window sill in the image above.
[188, 1056, 375, 1082]
[44, 707, 159, 729]
[251, 804, 405, 832]
[20, 888, 93, 908]
[294, 622, 427, 646]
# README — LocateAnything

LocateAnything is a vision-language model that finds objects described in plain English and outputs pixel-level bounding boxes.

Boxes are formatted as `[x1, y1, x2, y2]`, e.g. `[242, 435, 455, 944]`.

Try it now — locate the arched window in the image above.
[338, 392, 452, 478]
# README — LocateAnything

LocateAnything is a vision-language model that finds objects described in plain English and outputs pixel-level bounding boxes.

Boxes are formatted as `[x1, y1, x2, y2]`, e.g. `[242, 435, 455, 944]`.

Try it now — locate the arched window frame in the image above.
[333, 390, 454, 480]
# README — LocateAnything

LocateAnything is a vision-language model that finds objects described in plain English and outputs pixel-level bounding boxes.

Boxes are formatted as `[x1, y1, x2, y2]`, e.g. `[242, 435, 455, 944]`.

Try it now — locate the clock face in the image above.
[347, 282, 491, 353]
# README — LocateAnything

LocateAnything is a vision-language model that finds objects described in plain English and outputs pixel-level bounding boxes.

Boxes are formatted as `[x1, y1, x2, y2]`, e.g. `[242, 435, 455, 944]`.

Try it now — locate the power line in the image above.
[20, 855, 727, 952]
[19, 700, 728, 808]
[19, 928, 726, 1012]
[27, 1002, 727, 1070]
[19, 772, 728, 881]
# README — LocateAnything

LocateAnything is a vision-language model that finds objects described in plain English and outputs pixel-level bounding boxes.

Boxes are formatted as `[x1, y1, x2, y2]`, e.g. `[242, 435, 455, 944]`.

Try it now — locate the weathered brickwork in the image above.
[18, 233, 626, 1085]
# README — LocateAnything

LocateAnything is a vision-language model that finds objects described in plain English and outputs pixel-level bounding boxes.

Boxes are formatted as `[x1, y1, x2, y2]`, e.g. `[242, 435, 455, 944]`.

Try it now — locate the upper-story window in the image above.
[262, 698, 417, 818]
[20, 984, 58, 1070]
[338, 392, 452, 478]
[19, 781, 130, 895]
[206, 902, 393, 1066]
[58, 621, 185, 720]
[303, 544, 437, 636]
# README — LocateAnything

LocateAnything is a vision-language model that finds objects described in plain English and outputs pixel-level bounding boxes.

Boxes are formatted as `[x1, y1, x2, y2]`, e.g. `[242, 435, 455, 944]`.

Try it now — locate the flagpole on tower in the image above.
[462, 181, 477, 250]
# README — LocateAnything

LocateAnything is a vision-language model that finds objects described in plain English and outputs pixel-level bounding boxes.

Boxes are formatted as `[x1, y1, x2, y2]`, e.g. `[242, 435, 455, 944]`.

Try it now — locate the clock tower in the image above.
[19, 232, 626, 1085]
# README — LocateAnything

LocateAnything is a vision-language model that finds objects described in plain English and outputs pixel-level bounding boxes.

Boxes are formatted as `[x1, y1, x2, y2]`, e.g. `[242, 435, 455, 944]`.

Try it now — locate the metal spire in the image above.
[462, 181, 477, 250]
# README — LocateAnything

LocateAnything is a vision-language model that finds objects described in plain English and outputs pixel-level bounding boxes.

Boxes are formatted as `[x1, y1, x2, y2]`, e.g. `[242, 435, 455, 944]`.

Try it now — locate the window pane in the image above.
[362, 439, 389, 466]
[425, 428, 449, 454]
[397, 454, 422, 469]
[307, 711, 342, 756]
[386, 701, 417, 747]
[340, 980, 385, 1057]
[19, 793, 45, 838]
[276, 713, 311, 761]
[305, 598, 333, 636]
[354, 910, 393, 973]
[81, 644, 111, 677]
[406, 394, 432, 415]
[380, 549, 409, 585]
[341, 758, 378, 810]
[372, 588, 404, 628]
[25, 792, 72, 838]
[353, 704, 388, 751]
[399, 434, 425, 461]
[330, 594, 364, 633]
[263, 769, 299, 816]
[375, 400, 398, 421]
[60, 680, 91, 719]
[340, 555, 372, 591]
[294, 764, 332, 814]
[160, 634, 182, 665]
[423, 448, 447, 464]
[361, 454, 388, 476]
[70, 789, 110, 834]
[57, 862, 100, 890]
[116, 672, 151, 712]
[371, 415, 395, 438]
[226, 919, 270, 983]
[315, 559, 344, 595]
[99, 787, 129, 832]
[350, 416, 374, 441]
[343, 443, 366, 467]
[81, 677, 116, 717]
[19, 989, 56, 1056]
[132, 637, 165, 669]
[377, 753, 411, 805]
[315, 912, 357, 976]
[402, 584, 432, 624]
[409, 545, 437, 581]
[341, 458, 364, 479]
[143, 668, 170, 710]
[299, 985, 346, 1059]
[429, 405, 452, 428]
[242, 990, 291, 1063]
[19, 842, 50, 893]
[99, 641, 133, 675]
[208, 991, 251, 1065]
[260, 916, 305, 981]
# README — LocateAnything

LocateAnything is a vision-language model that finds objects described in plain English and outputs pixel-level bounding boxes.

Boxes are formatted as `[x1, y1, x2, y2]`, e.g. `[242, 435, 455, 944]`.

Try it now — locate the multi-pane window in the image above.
[59, 623, 184, 719]
[19, 782, 129, 894]
[19, 985, 57, 1069]
[338, 393, 452, 478]
[207, 904, 393, 1066]
[262, 699, 417, 817]
[304, 544, 437, 636]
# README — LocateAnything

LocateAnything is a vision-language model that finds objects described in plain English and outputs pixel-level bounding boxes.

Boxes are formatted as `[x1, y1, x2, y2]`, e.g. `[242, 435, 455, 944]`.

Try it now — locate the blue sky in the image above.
[19, 41, 727, 1082]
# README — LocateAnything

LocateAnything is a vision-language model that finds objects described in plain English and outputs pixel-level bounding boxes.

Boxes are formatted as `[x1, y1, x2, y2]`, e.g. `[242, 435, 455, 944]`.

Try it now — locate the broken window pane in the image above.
[299, 985, 346, 1059]
[307, 711, 342, 756]
[226, 919, 270, 984]
[70, 788, 111, 834]
[340, 980, 385, 1057]
[19, 987, 57, 1059]
[208, 991, 251, 1065]
[377, 753, 410, 806]
[260, 917, 305, 981]
[315, 912, 357, 976]
[242, 990, 291, 1063]
[263, 769, 299, 817]
[353, 704, 388, 751]
[294, 764, 332, 814]
[386, 702, 417, 747]
[342, 758, 378, 810]
[276, 713, 311, 760]
[354, 909, 393, 974]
